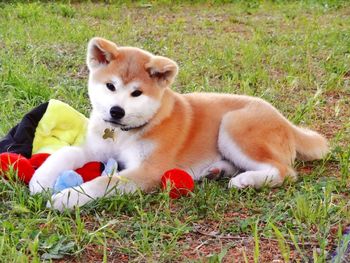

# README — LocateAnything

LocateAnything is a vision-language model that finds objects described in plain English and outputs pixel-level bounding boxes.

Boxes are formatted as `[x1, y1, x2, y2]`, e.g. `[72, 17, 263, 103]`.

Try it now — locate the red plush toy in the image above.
[29, 153, 50, 170]
[161, 168, 194, 199]
[0, 152, 102, 185]
[75, 162, 103, 181]
[0, 153, 35, 184]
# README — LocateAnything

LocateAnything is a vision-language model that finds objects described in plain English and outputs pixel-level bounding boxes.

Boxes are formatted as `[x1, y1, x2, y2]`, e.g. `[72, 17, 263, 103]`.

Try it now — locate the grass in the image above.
[0, 0, 349, 262]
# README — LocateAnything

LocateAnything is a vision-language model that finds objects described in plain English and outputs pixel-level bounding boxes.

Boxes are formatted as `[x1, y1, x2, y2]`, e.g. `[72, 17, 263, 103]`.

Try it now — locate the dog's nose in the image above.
[110, 106, 125, 120]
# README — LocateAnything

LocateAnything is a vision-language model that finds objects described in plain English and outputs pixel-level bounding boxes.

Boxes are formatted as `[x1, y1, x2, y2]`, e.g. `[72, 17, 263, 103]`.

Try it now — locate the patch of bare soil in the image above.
[180, 227, 302, 262]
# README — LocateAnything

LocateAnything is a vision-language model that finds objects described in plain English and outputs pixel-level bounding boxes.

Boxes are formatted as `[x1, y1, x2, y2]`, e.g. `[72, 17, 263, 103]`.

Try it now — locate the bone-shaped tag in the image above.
[103, 128, 115, 141]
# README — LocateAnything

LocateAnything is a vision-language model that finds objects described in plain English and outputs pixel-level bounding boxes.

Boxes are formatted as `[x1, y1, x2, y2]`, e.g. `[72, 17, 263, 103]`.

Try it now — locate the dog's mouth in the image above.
[104, 119, 148, 131]
[104, 119, 125, 127]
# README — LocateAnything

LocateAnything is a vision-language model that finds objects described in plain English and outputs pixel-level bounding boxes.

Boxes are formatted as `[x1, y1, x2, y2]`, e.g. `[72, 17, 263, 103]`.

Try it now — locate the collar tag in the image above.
[103, 128, 115, 141]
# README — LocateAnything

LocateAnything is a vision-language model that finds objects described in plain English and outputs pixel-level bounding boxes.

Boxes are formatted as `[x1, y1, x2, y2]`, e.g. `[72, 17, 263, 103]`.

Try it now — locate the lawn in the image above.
[0, 1, 349, 262]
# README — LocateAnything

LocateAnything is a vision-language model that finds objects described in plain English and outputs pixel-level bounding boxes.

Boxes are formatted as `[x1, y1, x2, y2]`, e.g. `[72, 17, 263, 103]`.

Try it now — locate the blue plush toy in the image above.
[53, 158, 118, 193]
[53, 170, 83, 193]
[102, 158, 119, 177]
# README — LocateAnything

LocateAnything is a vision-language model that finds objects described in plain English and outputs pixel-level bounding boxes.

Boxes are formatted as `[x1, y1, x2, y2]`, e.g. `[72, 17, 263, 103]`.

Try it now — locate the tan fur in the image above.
[89, 38, 329, 191]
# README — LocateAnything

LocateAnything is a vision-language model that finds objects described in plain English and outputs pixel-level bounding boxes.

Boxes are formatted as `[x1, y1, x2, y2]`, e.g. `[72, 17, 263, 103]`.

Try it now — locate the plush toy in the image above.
[0, 151, 195, 199]
[53, 170, 84, 193]
[0, 152, 104, 188]
[75, 161, 104, 181]
[0, 99, 106, 192]
[54, 166, 195, 198]
[48, 162, 195, 198]
[53, 158, 117, 193]
[29, 153, 50, 170]
[54, 164, 195, 198]
[101, 158, 118, 177]
[0, 153, 35, 184]
[161, 168, 194, 199]
[54, 167, 104, 193]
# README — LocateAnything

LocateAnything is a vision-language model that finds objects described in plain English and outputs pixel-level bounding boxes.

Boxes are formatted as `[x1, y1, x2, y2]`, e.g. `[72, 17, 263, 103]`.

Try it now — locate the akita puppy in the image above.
[29, 37, 329, 211]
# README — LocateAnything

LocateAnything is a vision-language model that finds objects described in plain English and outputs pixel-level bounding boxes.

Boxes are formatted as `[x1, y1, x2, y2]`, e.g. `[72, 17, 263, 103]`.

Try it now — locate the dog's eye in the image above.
[131, 90, 143, 97]
[106, 83, 116, 91]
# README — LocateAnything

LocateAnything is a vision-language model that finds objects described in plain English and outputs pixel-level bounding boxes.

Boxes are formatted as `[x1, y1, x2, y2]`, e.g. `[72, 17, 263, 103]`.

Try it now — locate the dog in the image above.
[29, 37, 329, 211]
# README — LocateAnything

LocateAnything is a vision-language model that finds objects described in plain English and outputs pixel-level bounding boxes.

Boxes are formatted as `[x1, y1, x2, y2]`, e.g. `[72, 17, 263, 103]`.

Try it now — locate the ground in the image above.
[0, 1, 350, 262]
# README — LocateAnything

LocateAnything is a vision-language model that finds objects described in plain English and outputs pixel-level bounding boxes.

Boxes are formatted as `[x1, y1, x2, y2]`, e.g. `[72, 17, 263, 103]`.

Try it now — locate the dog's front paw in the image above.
[228, 174, 255, 189]
[47, 187, 93, 211]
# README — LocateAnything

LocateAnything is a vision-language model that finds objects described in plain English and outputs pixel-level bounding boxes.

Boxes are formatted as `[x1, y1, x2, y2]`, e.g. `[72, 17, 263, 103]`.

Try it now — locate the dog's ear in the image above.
[87, 37, 118, 71]
[145, 56, 178, 87]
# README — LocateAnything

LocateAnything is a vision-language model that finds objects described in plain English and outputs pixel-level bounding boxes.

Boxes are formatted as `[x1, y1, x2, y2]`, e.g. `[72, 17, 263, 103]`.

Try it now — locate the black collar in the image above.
[120, 122, 148, 131]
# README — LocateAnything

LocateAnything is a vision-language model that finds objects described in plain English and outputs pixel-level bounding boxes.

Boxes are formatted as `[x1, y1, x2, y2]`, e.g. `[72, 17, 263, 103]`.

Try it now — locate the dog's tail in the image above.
[292, 125, 329, 161]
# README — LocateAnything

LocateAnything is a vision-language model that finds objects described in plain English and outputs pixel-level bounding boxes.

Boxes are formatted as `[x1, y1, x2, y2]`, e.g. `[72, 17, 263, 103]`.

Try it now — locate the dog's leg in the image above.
[48, 166, 159, 211]
[199, 160, 239, 180]
[219, 130, 289, 189]
[29, 146, 90, 194]
[218, 109, 297, 189]
[228, 163, 297, 189]
[228, 169, 281, 189]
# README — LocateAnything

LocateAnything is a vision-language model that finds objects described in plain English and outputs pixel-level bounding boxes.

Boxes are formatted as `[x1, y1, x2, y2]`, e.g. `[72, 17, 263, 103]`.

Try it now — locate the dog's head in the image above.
[86, 37, 178, 131]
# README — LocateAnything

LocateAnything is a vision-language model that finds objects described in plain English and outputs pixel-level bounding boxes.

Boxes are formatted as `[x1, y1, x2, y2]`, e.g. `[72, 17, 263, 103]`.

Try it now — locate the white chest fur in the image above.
[84, 122, 155, 170]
